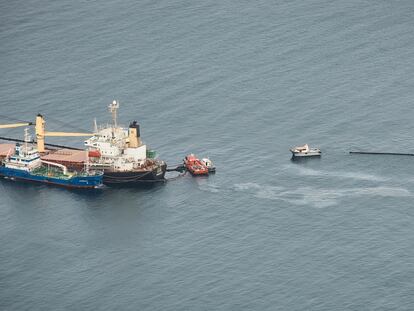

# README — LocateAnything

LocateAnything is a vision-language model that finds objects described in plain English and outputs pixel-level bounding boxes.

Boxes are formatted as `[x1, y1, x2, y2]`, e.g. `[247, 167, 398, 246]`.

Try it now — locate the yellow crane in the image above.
[1, 114, 93, 152]
[0, 122, 32, 129]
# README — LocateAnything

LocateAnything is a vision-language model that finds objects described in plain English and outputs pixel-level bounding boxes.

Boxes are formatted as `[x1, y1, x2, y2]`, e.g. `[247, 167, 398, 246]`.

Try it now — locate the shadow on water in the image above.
[290, 156, 322, 164]
[104, 180, 166, 190]
[0, 177, 167, 201]
[0, 178, 105, 202]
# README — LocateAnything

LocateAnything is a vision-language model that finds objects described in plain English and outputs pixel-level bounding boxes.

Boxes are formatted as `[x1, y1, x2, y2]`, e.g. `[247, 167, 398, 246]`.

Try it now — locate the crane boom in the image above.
[35, 114, 94, 152]
[0, 122, 32, 129]
[44, 131, 93, 137]
[1, 114, 94, 153]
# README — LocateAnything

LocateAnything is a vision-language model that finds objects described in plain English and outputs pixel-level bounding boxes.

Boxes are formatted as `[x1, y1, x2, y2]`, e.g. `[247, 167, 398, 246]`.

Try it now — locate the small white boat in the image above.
[290, 144, 321, 158]
[201, 158, 216, 173]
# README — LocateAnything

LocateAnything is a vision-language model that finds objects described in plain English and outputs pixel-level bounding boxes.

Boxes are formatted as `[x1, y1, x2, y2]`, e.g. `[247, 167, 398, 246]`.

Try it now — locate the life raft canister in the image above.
[88, 150, 101, 158]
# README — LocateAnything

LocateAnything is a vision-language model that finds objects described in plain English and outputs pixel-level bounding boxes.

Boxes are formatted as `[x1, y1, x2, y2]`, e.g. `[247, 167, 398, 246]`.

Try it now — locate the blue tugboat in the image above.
[0, 129, 103, 189]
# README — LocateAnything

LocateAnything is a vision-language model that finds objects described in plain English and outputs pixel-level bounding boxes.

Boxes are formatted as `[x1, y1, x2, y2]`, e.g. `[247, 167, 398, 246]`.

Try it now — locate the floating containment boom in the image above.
[349, 151, 414, 156]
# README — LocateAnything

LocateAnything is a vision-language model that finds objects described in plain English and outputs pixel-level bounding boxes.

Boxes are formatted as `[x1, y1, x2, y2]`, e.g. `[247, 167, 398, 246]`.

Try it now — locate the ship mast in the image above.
[24, 127, 31, 154]
[108, 100, 119, 139]
[109, 100, 119, 129]
[93, 118, 98, 133]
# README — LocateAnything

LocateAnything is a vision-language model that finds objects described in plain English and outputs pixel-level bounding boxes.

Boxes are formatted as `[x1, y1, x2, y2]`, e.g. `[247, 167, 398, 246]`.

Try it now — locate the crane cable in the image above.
[0, 113, 32, 125]
[39, 115, 91, 133]
[0, 113, 91, 133]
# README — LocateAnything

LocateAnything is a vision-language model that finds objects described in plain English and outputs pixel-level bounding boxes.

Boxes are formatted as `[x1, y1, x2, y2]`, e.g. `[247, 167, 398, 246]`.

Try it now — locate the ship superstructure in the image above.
[84, 101, 166, 185]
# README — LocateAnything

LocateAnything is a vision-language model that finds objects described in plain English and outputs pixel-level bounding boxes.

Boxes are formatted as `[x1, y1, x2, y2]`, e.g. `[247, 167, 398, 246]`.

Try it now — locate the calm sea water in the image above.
[1, 0, 414, 310]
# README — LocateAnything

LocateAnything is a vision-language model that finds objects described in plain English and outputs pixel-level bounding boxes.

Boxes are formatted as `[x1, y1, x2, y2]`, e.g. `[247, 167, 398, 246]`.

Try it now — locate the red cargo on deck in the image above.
[41, 149, 88, 171]
[0, 144, 15, 159]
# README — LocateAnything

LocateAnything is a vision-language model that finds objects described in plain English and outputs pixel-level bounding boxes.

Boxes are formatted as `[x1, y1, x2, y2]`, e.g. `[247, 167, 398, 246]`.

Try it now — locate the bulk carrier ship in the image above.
[83, 101, 167, 186]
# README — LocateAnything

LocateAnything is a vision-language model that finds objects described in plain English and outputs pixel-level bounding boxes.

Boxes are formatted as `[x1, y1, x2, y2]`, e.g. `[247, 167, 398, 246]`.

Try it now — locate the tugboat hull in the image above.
[291, 151, 321, 158]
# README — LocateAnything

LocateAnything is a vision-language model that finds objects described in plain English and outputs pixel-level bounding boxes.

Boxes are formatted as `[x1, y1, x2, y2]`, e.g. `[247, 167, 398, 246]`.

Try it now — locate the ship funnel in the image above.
[128, 121, 141, 148]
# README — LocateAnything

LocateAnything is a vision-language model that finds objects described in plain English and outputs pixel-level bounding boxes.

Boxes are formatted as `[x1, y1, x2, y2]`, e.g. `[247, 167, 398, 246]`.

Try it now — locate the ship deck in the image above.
[32, 166, 70, 179]
[0, 144, 16, 158]
[41, 149, 87, 165]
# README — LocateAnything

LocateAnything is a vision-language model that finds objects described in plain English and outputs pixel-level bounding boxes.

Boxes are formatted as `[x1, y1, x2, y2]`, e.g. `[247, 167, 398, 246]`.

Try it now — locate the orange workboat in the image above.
[184, 154, 209, 176]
